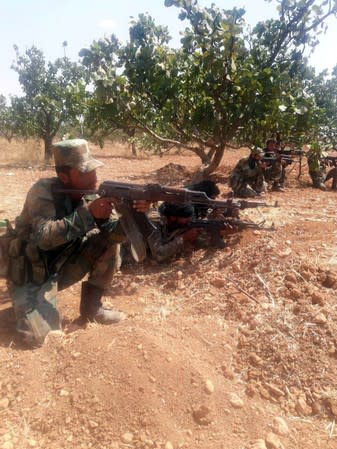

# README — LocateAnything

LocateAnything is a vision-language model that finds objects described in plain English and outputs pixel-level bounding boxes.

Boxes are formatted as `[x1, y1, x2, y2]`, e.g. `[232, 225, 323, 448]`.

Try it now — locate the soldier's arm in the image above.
[26, 182, 98, 250]
[147, 229, 184, 263]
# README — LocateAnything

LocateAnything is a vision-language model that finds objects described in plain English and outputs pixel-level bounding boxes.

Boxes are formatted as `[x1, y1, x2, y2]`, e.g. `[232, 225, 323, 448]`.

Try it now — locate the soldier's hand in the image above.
[182, 228, 200, 242]
[133, 200, 150, 213]
[88, 197, 116, 219]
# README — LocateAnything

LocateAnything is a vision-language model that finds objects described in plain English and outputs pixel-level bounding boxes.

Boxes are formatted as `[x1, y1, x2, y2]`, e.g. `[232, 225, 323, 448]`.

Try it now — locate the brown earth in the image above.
[0, 141, 337, 449]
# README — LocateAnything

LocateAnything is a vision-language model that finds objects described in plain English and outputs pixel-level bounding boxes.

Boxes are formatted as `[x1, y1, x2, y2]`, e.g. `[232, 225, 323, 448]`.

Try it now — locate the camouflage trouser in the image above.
[230, 176, 267, 198]
[8, 229, 121, 346]
[309, 169, 326, 188]
[264, 162, 282, 186]
[325, 167, 337, 190]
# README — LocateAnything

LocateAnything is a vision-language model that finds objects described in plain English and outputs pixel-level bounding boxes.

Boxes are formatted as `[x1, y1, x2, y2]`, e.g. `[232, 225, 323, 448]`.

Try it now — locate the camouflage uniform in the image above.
[307, 146, 327, 189]
[7, 139, 125, 345]
[229, 156, 266, 198]
[147, 221, 185, 262]
[147, 215, 222, 263]
[263, 148, 284, 189]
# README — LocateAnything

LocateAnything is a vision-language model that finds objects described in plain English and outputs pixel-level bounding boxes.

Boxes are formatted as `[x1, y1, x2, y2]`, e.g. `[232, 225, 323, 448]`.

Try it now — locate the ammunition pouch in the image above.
[0, 220, 19, 280]
[0, 219, 47, 285]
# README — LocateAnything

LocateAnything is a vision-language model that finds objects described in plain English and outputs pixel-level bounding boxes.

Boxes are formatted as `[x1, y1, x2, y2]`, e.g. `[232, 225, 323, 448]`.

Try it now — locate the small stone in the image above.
[313, 313, 327, 324]
[205, 380, 214, 394]
[229, 393, 244, 408]
[265, 432, 284, 449]
[249, 352, 262, 366]
[266, 384, 284, 398]
[210, 278, 225, 288]
[89, 420, 98, 428]
[285, 273, 297, 283]
[246, 440, 267, 449]
[59, 389, 69, 397]
[121, 432, 134, 443]
[295, 397, 312, 416]
[311, 292, 325, 305]
[192, 405, 212, 425]
[165, 442, 174, 449]
[279, 248, 292, 257]
[272, 417, 289, 436]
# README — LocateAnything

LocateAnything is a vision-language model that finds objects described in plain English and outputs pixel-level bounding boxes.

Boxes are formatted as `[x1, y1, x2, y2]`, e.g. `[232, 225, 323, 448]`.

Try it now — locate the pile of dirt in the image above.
[150, 163, 192, 185]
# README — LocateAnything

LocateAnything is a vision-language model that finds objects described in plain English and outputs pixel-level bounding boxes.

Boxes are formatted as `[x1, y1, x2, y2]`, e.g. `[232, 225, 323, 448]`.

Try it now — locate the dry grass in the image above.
[0, 138, 152, 166]
[0, 138, 45, 164]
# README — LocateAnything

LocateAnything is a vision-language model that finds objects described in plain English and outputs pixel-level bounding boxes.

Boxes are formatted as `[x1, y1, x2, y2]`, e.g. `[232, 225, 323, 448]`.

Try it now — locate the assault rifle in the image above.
[179, 218, 275, 248]
[186, 218, 275, 232]
[57, 181, 277, 261]
[261, 155, 299, 164]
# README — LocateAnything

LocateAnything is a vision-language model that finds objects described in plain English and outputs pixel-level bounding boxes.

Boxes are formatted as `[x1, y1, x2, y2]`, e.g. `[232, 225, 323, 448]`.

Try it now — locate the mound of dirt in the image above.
[150, 163, 192, 185]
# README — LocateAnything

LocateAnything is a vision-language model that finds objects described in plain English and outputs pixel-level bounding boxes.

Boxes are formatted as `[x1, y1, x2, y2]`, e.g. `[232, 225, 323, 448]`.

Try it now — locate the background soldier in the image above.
[307, 141, 327, 190]
[228, 147, 267, 198]
[263, 138, 285, 191]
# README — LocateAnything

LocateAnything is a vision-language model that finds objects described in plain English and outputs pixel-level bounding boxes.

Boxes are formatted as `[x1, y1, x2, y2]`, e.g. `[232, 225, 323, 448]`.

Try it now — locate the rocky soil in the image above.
[0, 143, 337, 449]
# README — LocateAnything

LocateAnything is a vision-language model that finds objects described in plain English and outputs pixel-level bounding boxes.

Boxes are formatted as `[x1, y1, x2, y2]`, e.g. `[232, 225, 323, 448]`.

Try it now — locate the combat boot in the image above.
[272, 183, 285, 192]
[80, 281, 125, 324]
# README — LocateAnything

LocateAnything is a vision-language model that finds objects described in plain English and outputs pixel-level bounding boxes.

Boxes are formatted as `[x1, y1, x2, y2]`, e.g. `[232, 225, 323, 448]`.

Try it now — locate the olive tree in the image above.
[11, 46, 88, 160]
[81, 0, 337, 174]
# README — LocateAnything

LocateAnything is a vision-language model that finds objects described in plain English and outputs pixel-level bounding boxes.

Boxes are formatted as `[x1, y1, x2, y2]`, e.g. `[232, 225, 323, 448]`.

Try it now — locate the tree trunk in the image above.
[130, 141, 137, 156]
[189, 145, 209, 164]
[43, 135, 54, 162]
[192, 146, 225, 181]
[204, 146, 225, 174]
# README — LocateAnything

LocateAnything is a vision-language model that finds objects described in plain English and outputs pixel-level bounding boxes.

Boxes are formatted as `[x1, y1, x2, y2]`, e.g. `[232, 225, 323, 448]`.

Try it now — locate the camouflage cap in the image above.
[52, 139, 103, 173]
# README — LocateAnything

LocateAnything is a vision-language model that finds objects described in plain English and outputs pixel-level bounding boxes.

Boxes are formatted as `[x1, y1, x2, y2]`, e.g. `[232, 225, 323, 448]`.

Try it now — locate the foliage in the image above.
[80, 0, 337, 173]
[10, 46, 88, 160]
[0, 95, 16, 142]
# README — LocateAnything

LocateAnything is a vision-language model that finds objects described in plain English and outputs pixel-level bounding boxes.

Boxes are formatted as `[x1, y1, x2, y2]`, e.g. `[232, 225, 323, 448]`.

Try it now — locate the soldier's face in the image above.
[167, 216, 192, 229]
[61, 168, 97, 191]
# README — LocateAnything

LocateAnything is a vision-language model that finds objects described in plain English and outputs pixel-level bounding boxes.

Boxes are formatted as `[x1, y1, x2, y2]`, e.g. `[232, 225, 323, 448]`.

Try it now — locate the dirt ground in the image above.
[0, 141, 337, 449]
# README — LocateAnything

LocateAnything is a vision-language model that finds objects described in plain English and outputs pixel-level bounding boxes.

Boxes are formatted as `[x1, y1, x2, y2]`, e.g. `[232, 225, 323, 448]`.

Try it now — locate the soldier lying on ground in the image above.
[3, 139, 149, 346]
[228, 147, 267, 198]
[147, 202, 227, 262]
